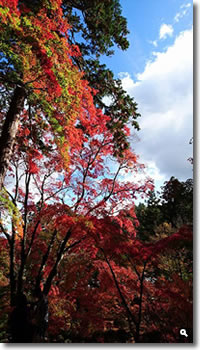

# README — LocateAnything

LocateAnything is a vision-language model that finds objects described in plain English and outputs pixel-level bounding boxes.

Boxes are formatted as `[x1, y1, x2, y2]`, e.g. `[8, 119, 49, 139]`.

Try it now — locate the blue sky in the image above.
[101, 0, 193, 191]
[102, 0, 193, 79]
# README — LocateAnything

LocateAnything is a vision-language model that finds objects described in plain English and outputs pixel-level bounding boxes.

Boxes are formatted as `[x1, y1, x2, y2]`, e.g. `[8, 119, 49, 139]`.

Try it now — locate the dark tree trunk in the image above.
[10, 235, 16, 307]
[43, 229, 72, 295]
[0, 86, 26, 190]
[135, 262, 146, 343]
[9, 293, 33, 343]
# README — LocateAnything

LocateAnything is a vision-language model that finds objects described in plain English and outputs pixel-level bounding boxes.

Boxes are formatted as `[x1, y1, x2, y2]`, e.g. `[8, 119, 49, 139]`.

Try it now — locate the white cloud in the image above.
[145, 161, 165, 182]
[102, 95, 113, 107]
[149, 40, 158, 47]
[180, 2, 191, 9]
[121, 160, 165, 186]
[174, 9, 187, 22]
[119, 28, 193, 184]
[118, 72, 135, 90]
[149, 24, 174, 48]
[174, 2, 192, 22]
[159, 24, 174, 40]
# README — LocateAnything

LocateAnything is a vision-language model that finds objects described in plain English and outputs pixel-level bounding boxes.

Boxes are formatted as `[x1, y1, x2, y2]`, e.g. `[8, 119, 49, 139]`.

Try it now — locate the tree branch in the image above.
[43, 228, 73, 295]
[100, 247, 137, 331]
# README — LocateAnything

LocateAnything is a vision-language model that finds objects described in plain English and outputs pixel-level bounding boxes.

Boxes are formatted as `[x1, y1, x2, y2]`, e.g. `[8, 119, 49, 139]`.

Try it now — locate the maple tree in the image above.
[0, 0, 78, 187]
[0, 0, 193, 344]
[0, 0, 140, 189]
[61, 0, 140, 156]
[0, 0, 148, 342]
[0, 122, 154, 341]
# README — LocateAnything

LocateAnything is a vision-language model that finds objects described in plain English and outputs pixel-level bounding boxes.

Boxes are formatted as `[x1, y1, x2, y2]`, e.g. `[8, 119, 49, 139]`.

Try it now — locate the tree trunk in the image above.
[0, 86, 26, 190]
[135, 262, 146, 343]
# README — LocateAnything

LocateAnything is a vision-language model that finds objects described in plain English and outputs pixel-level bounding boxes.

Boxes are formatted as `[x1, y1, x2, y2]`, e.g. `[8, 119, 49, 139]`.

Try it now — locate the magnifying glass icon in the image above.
[180, 329, 188, 337]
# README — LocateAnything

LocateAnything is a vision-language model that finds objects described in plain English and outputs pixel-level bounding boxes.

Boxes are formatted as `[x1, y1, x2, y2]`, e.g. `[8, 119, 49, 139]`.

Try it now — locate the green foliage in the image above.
[135, 191, 163, 241]
[161, 177, 193, 227]
[62, 0, 129, 56]
[135, 177, 193, 241]
[60, 0, 140, 156]
[83, 60, 140, 156]
[0, 189, 23, 237]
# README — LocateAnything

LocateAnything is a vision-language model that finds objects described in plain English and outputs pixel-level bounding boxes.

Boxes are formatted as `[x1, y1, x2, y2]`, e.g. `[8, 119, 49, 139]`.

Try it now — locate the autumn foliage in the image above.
[0, 0, 192, 344]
